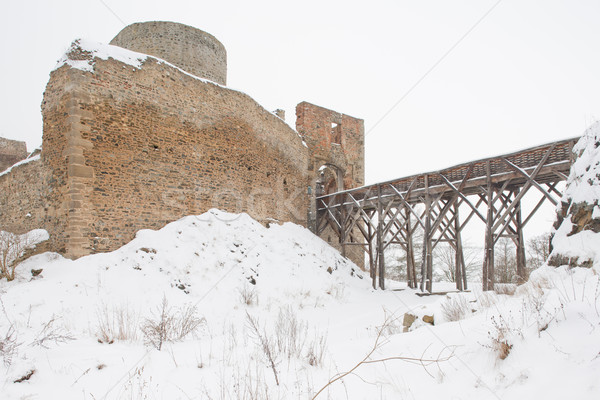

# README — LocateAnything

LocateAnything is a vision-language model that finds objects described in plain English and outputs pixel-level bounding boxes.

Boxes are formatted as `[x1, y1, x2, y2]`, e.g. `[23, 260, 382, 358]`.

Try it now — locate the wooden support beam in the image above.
[454, 202, 466, 291]
[501, 158, 558, 206]
[377, 185, 385, 290]
[421, 175, 433, 293]
[368, 215, 375, 289]
[515, 190, 528, 284]
[406, 207, 417, 289]
[438, 173, 486, 223]
[491, 145, 556, 234]
[483, 161, 495, 291]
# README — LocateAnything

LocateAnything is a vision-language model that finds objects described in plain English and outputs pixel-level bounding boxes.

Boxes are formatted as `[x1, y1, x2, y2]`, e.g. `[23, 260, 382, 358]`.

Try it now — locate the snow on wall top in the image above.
[53, 39, 308, 145]
[563, 121, 600, 205]
[0, 154, 40, 177]
[54, 39, 148, 73]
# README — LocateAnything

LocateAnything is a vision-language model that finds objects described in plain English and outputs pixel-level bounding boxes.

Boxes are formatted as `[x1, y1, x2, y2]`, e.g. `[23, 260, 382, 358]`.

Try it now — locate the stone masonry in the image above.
[0, 22, 365, 265]
[0, 137, 28, 172]
[296, 102, 365, 267]
[110, 21, 227, 85]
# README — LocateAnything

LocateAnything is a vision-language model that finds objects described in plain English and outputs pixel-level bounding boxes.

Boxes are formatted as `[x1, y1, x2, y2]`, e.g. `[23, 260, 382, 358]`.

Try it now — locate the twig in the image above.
[311, 314, 454, 399]
[245, 311, 279, 386]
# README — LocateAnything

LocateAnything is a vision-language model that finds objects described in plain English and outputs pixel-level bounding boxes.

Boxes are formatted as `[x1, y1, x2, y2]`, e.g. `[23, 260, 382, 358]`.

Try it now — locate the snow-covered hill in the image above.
[1, 202, 599, 400]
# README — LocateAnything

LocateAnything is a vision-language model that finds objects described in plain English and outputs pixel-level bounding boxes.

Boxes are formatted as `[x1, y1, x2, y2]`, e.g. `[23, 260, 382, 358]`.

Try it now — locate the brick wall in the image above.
[0, 137, 28, 172]
[37, 51, 309, 258]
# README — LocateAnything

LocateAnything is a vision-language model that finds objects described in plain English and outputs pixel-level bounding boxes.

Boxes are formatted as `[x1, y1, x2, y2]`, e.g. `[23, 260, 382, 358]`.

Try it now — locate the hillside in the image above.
[0, 204, 599, 399]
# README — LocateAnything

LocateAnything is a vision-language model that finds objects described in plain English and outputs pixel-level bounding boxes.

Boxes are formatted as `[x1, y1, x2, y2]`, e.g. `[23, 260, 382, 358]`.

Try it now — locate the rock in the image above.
[422, 314, 434, 324]
[402, 313, 417, 332]
[31, 268, 43, 277]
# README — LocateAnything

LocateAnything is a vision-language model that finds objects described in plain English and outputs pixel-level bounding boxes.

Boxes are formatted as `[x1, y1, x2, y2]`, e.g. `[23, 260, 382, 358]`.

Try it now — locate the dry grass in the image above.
[142, 296, 205, 350]
[30, 316, 75, 348]
[488, 315, 519, 360]
[440, 295, 471, 322]
[238, 284, 258, 306]
[494, 283, 517, 296]
[0, 232, 30, 281]
[96, 304, 140, 343]
[0, 325, 20, 366]
[476, 291, 499, 309]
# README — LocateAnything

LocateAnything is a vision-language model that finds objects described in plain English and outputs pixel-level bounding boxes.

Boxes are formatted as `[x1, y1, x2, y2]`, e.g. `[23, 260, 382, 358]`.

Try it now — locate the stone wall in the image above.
[1, 24, 367, 266]
[296, 101, 365, 190]
[110, 21, 227, 85]
[0, 137, 27, 172]
[40, 47, 309, 258]
[295, 102, 365, 268]
[0, 158, 66, 254]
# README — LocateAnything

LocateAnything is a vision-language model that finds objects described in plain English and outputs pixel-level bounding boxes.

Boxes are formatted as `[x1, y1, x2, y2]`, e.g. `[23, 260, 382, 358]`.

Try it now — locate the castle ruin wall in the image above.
[0, 158, 66, 254]
[110, 21, 227, 85]
[296, 102, 365, 268]
[0, 137, 28, 172]
[39, 49, 309, 258]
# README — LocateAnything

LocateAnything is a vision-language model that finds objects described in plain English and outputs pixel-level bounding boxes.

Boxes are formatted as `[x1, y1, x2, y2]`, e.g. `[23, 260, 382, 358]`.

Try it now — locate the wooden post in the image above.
[339, 197, 347, 258]
[515, 192, 528, 284]
[368, 213, 376, 289]
[483, 161, 495, 291]
[421, 175, 433, 293]
[376, 185, 385, 290]
[453, 203, 466, 291]
[406, 206, 417, 289]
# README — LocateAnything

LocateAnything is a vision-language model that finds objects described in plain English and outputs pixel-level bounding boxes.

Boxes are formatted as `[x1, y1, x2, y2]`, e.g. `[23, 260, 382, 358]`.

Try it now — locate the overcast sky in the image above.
[1, 0, 599, 240]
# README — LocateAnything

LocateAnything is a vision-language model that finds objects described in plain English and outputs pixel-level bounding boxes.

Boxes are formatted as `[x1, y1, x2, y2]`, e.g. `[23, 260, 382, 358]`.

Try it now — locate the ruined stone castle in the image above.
[0, 21, 364, 261]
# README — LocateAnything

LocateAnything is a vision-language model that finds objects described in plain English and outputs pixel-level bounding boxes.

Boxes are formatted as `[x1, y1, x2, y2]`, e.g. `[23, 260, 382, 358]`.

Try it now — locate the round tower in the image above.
[110, 21, 227, 85]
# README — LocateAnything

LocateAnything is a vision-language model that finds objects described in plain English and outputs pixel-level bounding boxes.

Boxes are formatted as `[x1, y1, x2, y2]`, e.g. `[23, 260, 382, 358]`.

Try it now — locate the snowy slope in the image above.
[1, 209, 599, 399]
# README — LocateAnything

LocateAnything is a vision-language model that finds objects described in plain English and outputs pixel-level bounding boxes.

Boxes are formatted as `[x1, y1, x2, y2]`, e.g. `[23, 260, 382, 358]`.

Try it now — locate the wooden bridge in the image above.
[315, 137, 579, 292]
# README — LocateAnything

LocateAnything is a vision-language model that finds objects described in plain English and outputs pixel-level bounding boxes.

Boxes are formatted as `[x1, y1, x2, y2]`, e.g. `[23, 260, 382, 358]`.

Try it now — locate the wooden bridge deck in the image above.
[317, 137, 577, 211]
[315, 136, 580, 293]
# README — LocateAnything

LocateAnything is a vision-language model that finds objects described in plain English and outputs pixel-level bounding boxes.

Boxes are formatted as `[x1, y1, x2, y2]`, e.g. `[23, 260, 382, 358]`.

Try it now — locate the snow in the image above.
[551, 217, 600, 268]
[1, 208, 599, 399]
[562, 121, 600, 205]
[0, 154, 40, 177]
[550, 123, 600, 267]
[54, 39, 147, 73]
[0, 229, 48, 267]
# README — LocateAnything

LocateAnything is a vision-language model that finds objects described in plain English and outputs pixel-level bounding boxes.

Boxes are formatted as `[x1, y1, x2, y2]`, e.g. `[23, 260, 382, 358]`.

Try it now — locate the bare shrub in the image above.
[31, 316, 75, 348]
[238, 284, 258, 306]
[274, 306, 307, 360]
[494, 283, 516, 296]
[486, 314, 522, 360]
[440, 295, 470, 322]
[306, 333, 327, 367]
[476, 291, 499, 309]
[0, 232, 32, 281]
[272, 306, 328, 367]
[142, 296, 205, 350]
[245, 311, 279, 386]
[520, 281, 563, 336]
[0, 325, 20, 366]
[96, 304, 140, 343]
[204, 360, 278, 400]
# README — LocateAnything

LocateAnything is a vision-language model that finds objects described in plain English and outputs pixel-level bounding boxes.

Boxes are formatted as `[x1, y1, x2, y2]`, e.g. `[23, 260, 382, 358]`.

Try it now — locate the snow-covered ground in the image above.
[1, 209, 598, 399]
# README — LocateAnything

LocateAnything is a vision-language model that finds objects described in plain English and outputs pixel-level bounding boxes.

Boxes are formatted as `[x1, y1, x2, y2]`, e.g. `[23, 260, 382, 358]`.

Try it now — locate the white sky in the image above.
[1, 0, 599, 243]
